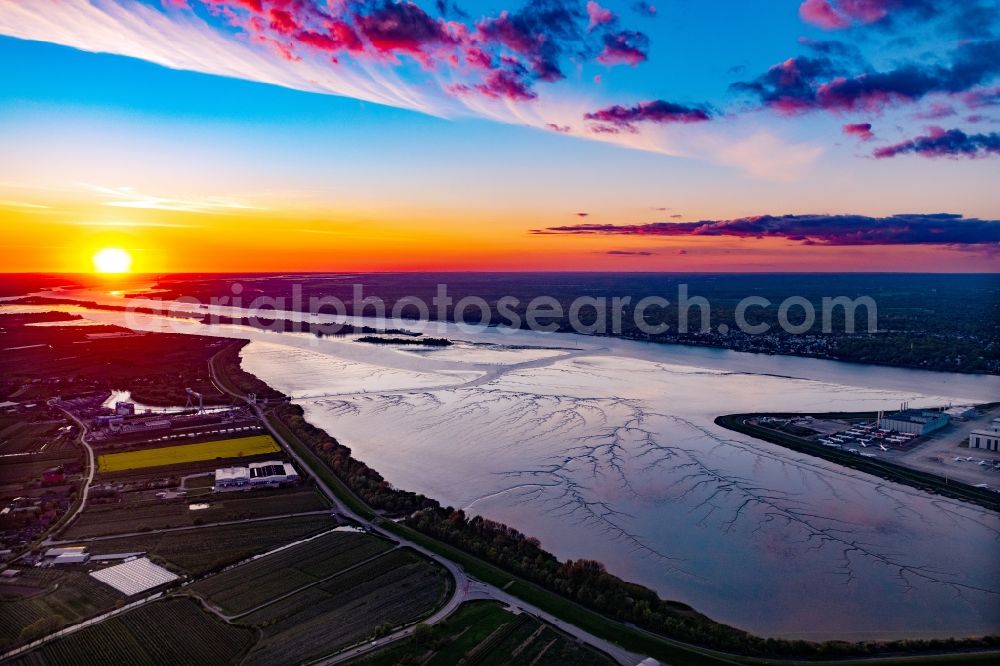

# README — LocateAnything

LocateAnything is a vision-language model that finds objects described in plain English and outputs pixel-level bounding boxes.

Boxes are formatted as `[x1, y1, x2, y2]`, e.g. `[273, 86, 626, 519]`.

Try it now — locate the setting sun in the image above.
[92, 247, 133, 274]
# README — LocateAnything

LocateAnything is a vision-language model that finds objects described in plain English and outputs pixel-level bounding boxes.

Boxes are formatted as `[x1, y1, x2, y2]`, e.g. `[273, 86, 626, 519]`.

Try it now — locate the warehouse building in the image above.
[43, 546, 90, 566]
[214, 460, 300, 490]
[880, 409, 949, 435]
[969, 419, 1000, 452]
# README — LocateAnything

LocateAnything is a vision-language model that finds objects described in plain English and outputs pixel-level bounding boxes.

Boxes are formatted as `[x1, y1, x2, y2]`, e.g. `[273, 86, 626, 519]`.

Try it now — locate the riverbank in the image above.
[715, 411, 1000, 512]
[213, 341, 1000, 663]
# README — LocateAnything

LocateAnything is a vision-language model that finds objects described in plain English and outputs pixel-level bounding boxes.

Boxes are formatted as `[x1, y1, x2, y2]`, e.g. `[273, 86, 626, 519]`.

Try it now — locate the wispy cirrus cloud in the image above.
[0, 0, 822, 179]
[534, 213, 1000, 246]
[87, 185, 261, 214]
[0, 199, 51, 210]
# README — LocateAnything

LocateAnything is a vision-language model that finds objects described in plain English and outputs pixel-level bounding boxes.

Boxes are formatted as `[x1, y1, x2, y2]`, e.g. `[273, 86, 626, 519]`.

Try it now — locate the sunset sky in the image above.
[0, 0, 997, 272]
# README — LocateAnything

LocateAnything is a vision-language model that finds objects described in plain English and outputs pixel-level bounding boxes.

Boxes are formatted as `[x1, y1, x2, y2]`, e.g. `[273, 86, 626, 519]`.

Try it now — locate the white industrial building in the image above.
[969, 419, 1000, 452]
[44, 546, 90, 566]
[214, 460, 300, 490]
[944, 405, 976, 420]
[879, 409, 949, 435]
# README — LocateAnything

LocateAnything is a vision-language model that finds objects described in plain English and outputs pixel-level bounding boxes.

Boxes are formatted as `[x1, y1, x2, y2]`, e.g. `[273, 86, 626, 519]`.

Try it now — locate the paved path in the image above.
[47, 400, 96, 537]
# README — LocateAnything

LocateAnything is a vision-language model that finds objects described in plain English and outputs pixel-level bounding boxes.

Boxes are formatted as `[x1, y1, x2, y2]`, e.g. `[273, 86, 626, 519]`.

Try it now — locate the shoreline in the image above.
[10, 289, 1000, 378]
[215, 340, 1000, 662]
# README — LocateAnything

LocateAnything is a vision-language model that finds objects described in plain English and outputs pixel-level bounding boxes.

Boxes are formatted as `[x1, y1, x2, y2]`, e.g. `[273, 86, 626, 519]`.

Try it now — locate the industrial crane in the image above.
[185, 388, 204, 412]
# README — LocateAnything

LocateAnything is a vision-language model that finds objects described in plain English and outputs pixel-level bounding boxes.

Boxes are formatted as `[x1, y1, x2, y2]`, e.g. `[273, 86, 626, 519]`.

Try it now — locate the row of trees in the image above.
[405, 508, 1000, 658]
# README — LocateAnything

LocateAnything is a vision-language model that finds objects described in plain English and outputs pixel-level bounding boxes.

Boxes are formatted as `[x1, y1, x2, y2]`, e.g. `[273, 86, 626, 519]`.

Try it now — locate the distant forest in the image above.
[94, 273, 1000, 374]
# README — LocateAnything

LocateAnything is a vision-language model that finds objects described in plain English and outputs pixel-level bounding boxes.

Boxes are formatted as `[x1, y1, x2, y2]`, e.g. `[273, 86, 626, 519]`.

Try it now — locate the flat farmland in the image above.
[0, 417, 70, 455]
[93, 453, 275, 483]
[83, 514, 335, 575]
[96, 434, 280, 473]
[62, 486, 329, 538]
[0, 452, 78, 488]
[8, 598, 255, 666]
[191, 530, 394, 614]
[0, 569, 124, 651]
[351, 601, 616, 666]
[240, 548, 451, 665]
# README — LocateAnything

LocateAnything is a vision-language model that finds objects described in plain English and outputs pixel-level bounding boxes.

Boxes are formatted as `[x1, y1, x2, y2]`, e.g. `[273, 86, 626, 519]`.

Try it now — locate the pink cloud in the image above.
[799, 0, 890, 30]
[587, 2, 615, 30]
[842, 122, 874, 141]
[596, 30, 648, 66]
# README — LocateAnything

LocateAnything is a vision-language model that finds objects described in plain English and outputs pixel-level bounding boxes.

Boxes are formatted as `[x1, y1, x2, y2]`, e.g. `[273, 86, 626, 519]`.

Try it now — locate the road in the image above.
[46, 399, 96, 538]
[207, 347, 649, 666]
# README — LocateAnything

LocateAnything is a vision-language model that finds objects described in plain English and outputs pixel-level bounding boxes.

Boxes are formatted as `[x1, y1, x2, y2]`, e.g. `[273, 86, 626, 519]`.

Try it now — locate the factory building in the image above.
[214, 460, 300, 490]
[43, 546, 90, 566]
[879, 409, 950, 435]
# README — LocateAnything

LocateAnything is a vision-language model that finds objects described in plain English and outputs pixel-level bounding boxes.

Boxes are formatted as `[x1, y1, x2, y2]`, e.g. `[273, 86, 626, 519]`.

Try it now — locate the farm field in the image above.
[96, 435, 280, 473]
[351, 601, 616, 666]
[0, 569, 124, 651]
[190, 529, 393, 615]
[93, 454, 275, 483]
[240, 548, 451, 665]
[62, 486, 328, 539]
[0, 417, 71, 456]
[82, 514, 337, 575]
[7, 598, 255, 666]
[0, 452, 78, 489]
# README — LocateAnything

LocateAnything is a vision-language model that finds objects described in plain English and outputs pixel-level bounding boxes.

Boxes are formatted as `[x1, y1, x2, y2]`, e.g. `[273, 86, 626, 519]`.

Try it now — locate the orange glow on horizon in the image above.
[1, 200, 997, 274]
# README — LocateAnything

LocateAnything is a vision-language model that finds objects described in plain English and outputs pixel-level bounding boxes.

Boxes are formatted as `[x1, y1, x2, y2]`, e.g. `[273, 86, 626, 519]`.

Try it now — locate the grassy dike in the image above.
[715, 413, 1000, 512]
[212, 346, 1000, 666]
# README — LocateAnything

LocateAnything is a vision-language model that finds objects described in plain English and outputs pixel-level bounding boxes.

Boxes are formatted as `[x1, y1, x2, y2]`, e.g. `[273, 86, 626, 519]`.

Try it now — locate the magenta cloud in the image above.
[533, 213, 1000, 245]
[873, 127, 1000, 158]
[733, 39, 1000, 114]
[584, 99, 711, 132]
[799, 0, 893, 30]
[597, 30, 649, 66]
[190, 0, 652, 102]
[842, 122, 874, 141]
[586, 2, 615, 30]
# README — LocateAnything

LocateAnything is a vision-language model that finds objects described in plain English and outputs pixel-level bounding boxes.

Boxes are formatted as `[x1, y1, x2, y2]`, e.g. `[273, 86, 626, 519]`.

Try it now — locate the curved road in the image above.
[46, 400, 96, 539]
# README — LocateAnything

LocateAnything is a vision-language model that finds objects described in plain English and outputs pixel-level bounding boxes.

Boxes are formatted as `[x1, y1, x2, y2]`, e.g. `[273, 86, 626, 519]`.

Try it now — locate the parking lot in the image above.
[886, 405, 1000, 488]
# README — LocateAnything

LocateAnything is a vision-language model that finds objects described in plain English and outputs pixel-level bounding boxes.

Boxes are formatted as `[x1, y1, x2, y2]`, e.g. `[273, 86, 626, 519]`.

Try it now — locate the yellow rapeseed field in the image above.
[97, 435, 281, 473]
